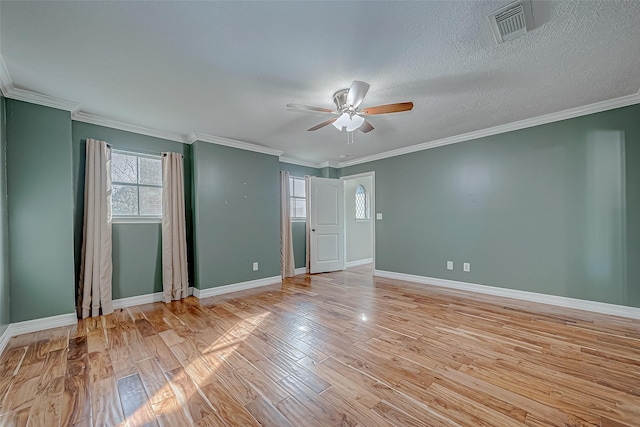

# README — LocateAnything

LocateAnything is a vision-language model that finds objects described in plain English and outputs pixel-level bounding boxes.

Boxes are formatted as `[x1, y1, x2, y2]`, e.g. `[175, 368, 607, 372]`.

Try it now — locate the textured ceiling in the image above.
[1, 1, 639, 164]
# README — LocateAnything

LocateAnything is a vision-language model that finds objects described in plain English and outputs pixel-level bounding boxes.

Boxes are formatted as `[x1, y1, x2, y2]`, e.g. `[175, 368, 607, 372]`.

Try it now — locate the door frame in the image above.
[340, 171, 376, 270]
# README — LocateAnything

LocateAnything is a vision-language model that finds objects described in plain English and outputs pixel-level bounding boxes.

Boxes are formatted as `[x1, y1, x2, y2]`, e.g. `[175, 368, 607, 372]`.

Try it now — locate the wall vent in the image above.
[488, 0, 534, 43]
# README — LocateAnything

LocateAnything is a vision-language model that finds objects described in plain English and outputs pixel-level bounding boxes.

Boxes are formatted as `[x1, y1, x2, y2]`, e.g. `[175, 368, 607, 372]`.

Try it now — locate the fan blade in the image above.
[307, 117, 337, 131]
[346, 81, 370, 108]
[360, 102, 413, 115]
[287, 103, 335, 113]
[358, 120, 374, 133]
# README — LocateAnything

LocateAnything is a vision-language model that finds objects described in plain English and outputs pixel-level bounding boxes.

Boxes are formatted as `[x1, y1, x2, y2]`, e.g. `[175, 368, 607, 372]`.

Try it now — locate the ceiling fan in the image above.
[287, 81, 413, 134]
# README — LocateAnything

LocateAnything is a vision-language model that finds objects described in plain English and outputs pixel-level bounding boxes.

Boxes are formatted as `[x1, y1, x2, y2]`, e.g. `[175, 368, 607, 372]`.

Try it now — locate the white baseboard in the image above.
[0, 312, 79, 353]
[295, 267, 307, 275]
[346, 258, 374, 268]
[112, 286, 195, 309]
[374, 270, 640, 320]
[0, 325, 11, 356]
[194, 276, 281, 299]
[113, 292, 163, 309]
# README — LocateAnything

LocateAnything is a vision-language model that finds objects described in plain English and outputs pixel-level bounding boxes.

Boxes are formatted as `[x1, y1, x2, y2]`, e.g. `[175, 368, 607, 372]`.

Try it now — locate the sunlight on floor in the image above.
[128, 310, 271, 424]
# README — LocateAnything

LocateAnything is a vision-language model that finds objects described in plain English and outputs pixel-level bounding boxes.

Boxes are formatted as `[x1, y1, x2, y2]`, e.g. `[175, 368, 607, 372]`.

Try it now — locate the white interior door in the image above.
[309, 176, 345, 274]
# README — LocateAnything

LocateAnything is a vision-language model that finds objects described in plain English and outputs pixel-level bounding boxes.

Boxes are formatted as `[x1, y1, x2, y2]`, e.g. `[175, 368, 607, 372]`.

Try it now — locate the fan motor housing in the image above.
[333, 89, 349, 110]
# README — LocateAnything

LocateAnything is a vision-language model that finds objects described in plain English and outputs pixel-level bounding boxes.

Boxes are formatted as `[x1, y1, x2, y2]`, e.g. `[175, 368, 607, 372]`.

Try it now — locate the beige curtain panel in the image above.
[79, 138, 113, 318]
[162, 152, 189, 303]
[305, 175, 311, 274]
[280, 171, 296, 278]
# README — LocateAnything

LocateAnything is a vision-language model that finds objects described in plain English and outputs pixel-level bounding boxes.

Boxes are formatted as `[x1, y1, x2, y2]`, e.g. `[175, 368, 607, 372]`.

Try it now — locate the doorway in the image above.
[341, 172, 375, 268]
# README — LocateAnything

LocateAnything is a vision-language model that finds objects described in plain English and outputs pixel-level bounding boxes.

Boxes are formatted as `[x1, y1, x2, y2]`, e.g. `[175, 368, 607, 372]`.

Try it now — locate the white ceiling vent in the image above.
[488, 0, 534, 44]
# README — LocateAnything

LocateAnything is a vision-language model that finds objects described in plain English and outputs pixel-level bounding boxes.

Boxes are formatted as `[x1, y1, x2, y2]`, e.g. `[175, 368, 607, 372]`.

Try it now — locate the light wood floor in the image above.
[0, 266, 639, 426]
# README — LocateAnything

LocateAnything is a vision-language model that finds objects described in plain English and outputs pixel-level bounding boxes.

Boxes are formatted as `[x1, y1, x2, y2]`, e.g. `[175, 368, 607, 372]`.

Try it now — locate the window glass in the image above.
[355, 184, 368, 220]
[112, 150, 162, 218]
[112, 184, 139, 216]
[289, 176, 306, 220]
[111, 152, 137, 184]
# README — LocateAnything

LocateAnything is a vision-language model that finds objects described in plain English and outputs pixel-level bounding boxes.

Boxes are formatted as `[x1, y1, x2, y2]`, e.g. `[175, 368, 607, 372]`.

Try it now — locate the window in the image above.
[289, 176, 306, 220]
[111, 150, 162, 219]
[355, 184, 369, 220]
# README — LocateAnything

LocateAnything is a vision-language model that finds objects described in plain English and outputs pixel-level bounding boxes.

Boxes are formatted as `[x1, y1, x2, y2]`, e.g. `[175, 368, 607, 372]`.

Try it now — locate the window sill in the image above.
[291, 218, 307, 223]
[112, 217, 162, 224]
[355, 219, 371, 223]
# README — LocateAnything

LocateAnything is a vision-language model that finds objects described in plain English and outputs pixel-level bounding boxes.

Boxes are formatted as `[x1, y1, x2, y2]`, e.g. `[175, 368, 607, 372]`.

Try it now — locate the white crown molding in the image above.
[3, 48, 639, 166]
[72, 111, 187, 143]
[319, 160, 340, 169]
[188, 132, 283, 157]
[339, 91, 640, 168]
[0, 55, 13, 97]
[5, 87, 81, 113]
[346, 258, 373, 268]
[374, 270, 640, 320]
[279, 156, 323, 169]
[193, 275, 281, 299]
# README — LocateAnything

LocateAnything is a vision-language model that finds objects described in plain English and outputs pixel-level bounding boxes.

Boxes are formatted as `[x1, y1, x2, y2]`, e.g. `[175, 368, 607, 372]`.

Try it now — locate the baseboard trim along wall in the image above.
[346, 258, 374, 268]
[0, 327, 13, 356]
[0, 312, 78, 355]
[193, 275, 282, 299]
[112, 287, 195, 310]
[374, 270, 640, 320]
[294, 267, 307, 275]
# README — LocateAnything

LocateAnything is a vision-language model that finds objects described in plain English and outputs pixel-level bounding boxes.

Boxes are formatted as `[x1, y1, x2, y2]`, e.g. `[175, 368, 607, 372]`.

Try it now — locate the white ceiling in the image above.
[1, 1, 639, 165]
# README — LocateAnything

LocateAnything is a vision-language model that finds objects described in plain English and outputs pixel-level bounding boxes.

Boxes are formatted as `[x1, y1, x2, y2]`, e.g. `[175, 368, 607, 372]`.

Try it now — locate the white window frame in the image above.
[355, 184, 370, 222]
[290, 176, 306, 222]
[111, 149, 163, 224]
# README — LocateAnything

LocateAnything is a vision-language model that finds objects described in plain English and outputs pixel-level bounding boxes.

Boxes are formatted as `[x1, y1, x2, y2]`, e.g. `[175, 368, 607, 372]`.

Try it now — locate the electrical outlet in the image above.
[376, 213, 382, 220]
[447, 261, 454, 270]
[463, 262, 470, 272]
[252, 262, 259, 271]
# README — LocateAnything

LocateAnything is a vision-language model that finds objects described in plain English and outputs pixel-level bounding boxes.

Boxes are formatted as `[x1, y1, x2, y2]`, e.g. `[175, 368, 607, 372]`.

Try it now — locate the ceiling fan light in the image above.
[346, 114, 365, 132]
[332, 112, 351, 130]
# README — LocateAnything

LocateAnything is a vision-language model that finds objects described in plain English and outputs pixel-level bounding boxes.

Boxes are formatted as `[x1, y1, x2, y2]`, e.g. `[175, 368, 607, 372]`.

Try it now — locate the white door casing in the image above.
[309, 176, 345, 274]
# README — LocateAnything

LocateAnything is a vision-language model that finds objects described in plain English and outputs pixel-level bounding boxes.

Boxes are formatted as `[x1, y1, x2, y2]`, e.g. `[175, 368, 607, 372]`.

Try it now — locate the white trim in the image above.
[318, 161, 340, 169]
[338, 91, 640, 168]
[72, 111, 186, 143]
[0, 55, 13, 97]
[112, 292, 163, 309]
[295, 267, 307, 275]
[2, 49, 638, 166]
[188, 132, 284, 157]
[374, 270, 640, 320]
[193, 276, 281, 299]
[112, 217, 162, 224]
[0, 326, 11, 356]
[7, 312, 78, 338]
[4, 87, 80, 113]
[346, 258, 373, 268]
[112, 287, 195, 309]
[279, 156, 322, 169]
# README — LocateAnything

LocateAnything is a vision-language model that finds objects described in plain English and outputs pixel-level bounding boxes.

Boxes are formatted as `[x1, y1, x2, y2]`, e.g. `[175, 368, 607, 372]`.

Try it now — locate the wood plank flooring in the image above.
[1, 265, 639, 426]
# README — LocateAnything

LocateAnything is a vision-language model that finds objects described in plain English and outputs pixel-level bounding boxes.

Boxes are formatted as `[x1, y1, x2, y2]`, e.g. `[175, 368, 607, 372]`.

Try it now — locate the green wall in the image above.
[320, 166, 339, 178]
[279, 162, 321, 269]
[0, 97, 10, 333]
[72, 122, 192, 300]
[6, 100, 76, 322]
[193, 142, 280, 288]
[342, 104, 640, 308]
